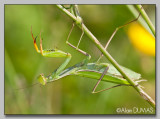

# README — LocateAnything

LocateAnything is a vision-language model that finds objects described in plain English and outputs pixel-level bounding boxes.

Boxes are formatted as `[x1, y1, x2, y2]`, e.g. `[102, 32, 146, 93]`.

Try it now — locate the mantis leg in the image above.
[66, 5, 86, 54]
[92, 66, 109, 93]
[92, 13, 141, 93]
[92, 84, 123, 94]
[61, 5, 73, 9]
[31, 27, 72, 85]
[76, 25, 84, 49]
[91, 66, 130, 93]
[97, 13, 141, 63]
[91, 66, 123, 93]
[92, 82, 141, 93]
[66, 22, 91, 63]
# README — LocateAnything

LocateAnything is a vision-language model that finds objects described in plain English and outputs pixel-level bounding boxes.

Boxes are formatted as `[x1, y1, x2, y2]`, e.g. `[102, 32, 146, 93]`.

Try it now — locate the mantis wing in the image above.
[73, 63, 141, 85]
[101, 63, 141, 80]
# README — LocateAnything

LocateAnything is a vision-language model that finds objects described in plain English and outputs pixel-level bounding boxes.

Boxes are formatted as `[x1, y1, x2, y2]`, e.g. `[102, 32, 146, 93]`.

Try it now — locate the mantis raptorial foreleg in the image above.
[31, 27, 72, 85]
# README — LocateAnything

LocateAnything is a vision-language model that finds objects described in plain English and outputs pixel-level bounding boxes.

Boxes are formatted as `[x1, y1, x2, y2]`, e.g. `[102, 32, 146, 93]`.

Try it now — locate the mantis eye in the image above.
[38, 74, 47, 85]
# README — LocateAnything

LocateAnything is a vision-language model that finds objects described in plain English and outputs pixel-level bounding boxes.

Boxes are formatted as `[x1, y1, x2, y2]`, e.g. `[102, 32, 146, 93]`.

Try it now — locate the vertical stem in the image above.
[135, 5, 155, 36]
[126, 5, 147, 30]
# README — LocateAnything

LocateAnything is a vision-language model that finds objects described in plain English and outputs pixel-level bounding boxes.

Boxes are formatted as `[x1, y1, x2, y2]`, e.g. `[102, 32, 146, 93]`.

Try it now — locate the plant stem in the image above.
[56, 5, 155, 108]
[135, 5, 155, 36]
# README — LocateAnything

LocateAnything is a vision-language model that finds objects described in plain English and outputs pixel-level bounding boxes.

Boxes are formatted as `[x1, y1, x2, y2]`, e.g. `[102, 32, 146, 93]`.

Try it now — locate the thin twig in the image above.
[135, 5, 155, 36]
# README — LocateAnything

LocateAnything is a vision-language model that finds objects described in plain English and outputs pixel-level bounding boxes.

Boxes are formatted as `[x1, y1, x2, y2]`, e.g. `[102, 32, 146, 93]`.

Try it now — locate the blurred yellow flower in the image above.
[127, 23, 155, 56]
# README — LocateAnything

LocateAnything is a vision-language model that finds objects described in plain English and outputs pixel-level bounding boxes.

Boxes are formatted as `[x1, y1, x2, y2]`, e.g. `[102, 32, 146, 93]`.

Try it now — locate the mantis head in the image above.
[37, 74, 47, 85]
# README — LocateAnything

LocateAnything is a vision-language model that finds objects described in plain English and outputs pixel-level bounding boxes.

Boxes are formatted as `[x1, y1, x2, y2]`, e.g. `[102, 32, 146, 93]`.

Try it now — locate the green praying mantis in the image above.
[31, 5, 145, 93]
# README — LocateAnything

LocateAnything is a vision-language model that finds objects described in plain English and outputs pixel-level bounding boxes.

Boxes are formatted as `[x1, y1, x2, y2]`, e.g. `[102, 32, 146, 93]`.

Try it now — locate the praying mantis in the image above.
[31, 5, 145, 93]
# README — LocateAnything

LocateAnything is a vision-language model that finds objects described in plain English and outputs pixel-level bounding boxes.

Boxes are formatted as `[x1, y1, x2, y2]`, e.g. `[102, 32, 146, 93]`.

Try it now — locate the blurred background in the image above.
[5, 5, 155, 114]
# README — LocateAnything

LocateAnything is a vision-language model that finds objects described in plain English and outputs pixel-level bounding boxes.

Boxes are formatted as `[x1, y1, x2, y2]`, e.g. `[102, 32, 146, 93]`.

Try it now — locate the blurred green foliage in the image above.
[5, 5, 155, 114]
